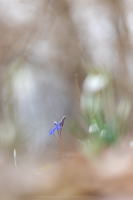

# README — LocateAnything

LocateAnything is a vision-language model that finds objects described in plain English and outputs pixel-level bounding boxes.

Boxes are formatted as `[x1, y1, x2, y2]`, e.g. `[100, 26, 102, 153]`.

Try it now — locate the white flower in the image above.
[100, 129, 106, 138]
[83, 74, 108, 94]
[89, 123, 100, 133]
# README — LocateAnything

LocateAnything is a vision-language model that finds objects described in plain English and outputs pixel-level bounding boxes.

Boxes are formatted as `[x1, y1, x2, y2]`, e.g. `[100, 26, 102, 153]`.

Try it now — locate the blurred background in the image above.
[0, 0, 133, 162]
[0, 0, 133, 199]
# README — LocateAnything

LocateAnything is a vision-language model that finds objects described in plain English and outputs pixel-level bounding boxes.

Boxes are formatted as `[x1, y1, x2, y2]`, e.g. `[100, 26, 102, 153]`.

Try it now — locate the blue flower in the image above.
[49, 129, 53, 135]
[49, 116, 66, 135]
[58, 116, 66, 126]
[53, 123, 62, 132]
[49, 122, 62, 135]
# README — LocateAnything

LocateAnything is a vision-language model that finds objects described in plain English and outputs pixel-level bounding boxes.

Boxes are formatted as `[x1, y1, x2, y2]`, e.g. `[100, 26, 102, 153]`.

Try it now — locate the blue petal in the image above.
[57, 125, 61, 130]
[49, 129, 53, 135]
[54, 128, 58, 131]
[54, 121, 57, 125]
[53, 127, 56, 132]
[54, 124, 61, 131]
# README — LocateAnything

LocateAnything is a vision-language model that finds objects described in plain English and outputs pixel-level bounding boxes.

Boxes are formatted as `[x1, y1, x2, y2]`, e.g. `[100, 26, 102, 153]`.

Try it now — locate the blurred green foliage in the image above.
[68, 67, 132, 156]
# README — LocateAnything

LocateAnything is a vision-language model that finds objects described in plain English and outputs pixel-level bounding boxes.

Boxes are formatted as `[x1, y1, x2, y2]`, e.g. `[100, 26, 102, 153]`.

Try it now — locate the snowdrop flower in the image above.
[100, 129, 106, 138]
[89, 123, 100, 133]
[83, 74, 108, 94]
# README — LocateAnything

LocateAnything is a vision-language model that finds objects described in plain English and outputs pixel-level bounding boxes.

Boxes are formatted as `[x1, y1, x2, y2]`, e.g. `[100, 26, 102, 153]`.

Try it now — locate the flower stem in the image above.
[59, 128, 64, 156]
[53, 133, 62, 150]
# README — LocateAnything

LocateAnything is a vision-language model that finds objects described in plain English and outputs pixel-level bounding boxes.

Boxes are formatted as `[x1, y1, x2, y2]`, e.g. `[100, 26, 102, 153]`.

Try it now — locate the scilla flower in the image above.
[49, 123, 61, 135]
[49, 116, 66, 155]
[49, 116, 66, 135]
